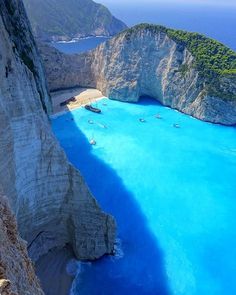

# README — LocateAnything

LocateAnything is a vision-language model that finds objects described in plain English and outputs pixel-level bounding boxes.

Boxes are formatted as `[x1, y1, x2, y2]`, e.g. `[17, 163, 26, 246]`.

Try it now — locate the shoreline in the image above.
[50, 87, 107, 117]
[49, 88, 235, 126]
[53, 36, 110, 44]
[35, 245, 76, 295]
[50, 96, 106, 119]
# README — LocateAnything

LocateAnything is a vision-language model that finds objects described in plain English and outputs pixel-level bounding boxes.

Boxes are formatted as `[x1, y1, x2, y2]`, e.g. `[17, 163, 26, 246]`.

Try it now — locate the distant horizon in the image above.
[98, 0, 236, 50]
[100, 0, 236, 8]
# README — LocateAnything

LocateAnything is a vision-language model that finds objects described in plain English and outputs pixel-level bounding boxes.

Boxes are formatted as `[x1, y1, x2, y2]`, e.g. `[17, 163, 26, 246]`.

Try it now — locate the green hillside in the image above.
[124, 24, 236, 99]
[23, 0, 127, 41]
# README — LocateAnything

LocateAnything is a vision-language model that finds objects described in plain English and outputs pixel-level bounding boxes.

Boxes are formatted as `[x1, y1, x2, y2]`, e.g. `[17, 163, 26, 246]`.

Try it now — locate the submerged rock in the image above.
[41, 25, 236, 125]
[0, 0, 116, 284]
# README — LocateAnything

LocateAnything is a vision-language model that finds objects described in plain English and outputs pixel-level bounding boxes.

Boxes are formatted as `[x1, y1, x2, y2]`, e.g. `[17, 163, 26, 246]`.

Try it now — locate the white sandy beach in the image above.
[51, 87, 106, 115]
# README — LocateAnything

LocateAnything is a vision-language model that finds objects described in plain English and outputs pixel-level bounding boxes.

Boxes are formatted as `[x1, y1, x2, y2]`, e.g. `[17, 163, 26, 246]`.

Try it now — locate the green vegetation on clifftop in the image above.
[123, 24, 236, 99]
[166, 29, 236, 74]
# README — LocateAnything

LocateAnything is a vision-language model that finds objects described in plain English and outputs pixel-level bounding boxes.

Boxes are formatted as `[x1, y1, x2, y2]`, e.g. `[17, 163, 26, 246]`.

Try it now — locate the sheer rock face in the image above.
[38, 43, 95, 91]
[41, 28, 236, 125]
[0, 197, 44, 295]
[0, 0, 115, 267]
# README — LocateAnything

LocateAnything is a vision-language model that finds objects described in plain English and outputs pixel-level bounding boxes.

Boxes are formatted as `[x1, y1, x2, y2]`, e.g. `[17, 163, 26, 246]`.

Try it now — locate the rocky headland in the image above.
[40, 24, 236, 125]
[0, 0, 116, 294]
[23, 0, 127, 42]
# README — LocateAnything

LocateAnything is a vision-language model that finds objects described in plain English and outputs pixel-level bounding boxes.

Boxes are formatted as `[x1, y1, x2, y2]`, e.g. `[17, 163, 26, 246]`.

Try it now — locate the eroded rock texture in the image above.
[40, 26, 236, 125]
[0, 0, 115, 268]
[0, 197, 44, 295]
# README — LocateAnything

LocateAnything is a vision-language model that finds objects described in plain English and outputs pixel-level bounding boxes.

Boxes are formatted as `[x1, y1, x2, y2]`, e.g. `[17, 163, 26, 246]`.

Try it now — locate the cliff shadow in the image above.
[51, 110, 171, 295]
[138, 95, 163, 106]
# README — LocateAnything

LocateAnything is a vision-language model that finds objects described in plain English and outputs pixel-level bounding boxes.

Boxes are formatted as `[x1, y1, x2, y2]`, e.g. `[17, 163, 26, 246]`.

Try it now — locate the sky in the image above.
[99, 0, 236, 50]
[101, 0, 236, 8]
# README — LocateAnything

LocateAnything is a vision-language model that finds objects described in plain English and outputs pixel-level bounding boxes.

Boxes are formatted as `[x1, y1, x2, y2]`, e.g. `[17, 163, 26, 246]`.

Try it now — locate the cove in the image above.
[52, 97, 236, 295]
[51, 37, 109, 54]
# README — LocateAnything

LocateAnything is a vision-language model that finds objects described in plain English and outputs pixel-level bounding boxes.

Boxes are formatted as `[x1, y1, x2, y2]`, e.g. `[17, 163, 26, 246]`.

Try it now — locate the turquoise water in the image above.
[52, 98, 236, 295]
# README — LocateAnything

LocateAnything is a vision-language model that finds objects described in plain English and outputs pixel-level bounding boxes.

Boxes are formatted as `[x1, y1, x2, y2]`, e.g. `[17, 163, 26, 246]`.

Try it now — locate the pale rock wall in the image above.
[38, 43, 95, 91]
[0, 0, 115, 266]
[40, 28, 236, 125]
[91, 29, 236, 125]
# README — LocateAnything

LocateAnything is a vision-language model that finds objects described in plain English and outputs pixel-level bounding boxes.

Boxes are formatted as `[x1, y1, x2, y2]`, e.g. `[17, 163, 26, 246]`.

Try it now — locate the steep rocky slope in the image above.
[39, 43, 94, 90]
[0, 0, 115, 278]
[0, 197, 44, 295]
[40, 25, 236, 125]
[23, 0, 127, 41]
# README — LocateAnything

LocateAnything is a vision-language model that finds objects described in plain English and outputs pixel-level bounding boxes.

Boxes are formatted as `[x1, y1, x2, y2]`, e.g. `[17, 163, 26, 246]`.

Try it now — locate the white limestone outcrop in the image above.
[0, 0, 115, 269]
[40, 26, 236, 125]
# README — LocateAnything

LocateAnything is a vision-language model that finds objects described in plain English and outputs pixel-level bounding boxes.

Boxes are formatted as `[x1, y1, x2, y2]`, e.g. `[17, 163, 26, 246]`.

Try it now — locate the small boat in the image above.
[60, 101, 68, 106]
[90, 139, 96, 145]
[88, 120, 94, 124]
[173, 123, 180, 128]
[98, 123, 107, 129]
[155, 114, 162, 119]
[139, 118, 146, 123]
[70, 96, 76, 102]
[85, 104, 101, 114]
[60, 96, 76, 106]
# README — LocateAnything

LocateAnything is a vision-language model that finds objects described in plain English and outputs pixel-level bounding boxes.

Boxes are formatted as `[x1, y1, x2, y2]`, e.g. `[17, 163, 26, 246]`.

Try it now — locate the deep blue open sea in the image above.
[52, 98, 236, 295]
[52, 37, 110, 54]
[52, 3, 236, 54]
[103, 2, 236, 51]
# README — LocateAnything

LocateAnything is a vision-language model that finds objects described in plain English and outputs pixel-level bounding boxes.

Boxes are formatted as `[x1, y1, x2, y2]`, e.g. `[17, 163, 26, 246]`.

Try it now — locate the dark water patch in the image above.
[52, 98, 236, 295]
[52, 110, 171, 295]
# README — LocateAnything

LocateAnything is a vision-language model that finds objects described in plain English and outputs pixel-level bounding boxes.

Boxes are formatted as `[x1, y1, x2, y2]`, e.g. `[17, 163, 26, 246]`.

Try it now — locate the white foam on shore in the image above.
[112, 238, 124, 260]
[69, 261, 92, 295]
[53, 36, 110, 44]
[66, 259, 81, 276]
[68, 238, 123, 294]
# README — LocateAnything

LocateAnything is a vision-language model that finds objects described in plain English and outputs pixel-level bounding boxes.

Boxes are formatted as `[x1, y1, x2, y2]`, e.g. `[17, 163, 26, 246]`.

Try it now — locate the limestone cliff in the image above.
[39, 43, 95, 91]
[0, 0, 115, 270]
[0, 197, 44, 295]
[40, 25, 236, 125]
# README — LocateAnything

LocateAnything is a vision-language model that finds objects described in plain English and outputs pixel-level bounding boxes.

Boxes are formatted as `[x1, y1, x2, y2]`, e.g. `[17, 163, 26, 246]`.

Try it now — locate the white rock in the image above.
[0, 0, 116, 264]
